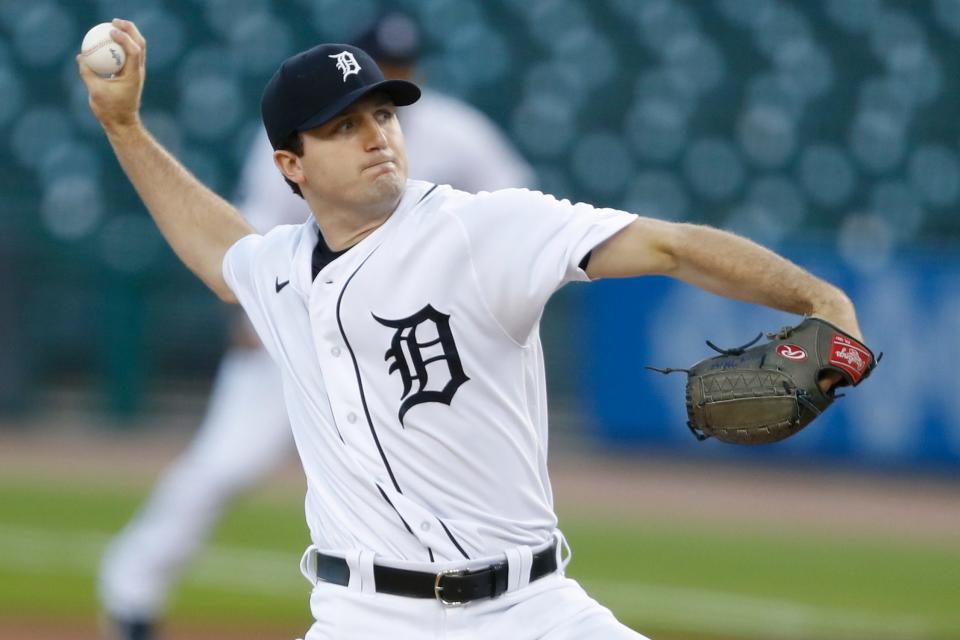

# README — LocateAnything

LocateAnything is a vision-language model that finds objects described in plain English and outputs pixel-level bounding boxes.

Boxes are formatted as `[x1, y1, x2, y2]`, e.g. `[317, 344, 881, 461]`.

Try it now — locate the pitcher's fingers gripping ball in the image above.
[80, 22, 126, 76]
[650, 317, 878, 444]
[76, 19, 147, 130]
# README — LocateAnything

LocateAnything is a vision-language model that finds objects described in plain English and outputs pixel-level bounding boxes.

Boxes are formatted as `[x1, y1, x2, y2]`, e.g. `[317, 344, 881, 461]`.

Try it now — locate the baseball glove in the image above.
[649, 317, 878, 445]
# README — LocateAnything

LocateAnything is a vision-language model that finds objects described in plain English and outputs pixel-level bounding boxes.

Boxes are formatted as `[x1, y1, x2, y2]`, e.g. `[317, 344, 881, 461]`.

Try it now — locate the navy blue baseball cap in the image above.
[260, 43, 421, 150]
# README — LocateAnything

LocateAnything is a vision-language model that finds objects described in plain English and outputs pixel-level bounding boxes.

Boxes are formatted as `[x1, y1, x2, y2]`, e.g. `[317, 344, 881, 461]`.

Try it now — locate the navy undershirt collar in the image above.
[310, 184, 439, 280]
[311, 232, 350, 280]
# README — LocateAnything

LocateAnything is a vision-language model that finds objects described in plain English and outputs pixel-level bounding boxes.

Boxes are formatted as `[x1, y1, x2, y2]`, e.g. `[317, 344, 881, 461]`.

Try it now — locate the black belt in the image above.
[316, 541, 558, 606]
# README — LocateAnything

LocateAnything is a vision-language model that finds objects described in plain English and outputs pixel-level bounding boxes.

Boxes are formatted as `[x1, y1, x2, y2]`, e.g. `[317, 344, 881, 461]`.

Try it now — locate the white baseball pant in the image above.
[99, 347, 294, 619]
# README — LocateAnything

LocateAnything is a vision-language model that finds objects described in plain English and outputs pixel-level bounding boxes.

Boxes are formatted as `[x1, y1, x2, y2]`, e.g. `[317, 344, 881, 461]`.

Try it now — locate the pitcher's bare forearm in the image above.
[588, 218, 862, 340]
[77, 19, 254, 302]
[664, 223, 859, 335]
[105, 122, 253, 301]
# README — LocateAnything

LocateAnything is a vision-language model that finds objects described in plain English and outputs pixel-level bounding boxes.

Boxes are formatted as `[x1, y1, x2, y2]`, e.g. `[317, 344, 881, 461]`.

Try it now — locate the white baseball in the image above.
[80, 22, 126, 76]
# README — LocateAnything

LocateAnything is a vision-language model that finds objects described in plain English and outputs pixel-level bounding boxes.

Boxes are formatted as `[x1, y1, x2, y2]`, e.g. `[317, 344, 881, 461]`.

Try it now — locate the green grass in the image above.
[560, 517, 960, 639]
[0, 479, 957, 639]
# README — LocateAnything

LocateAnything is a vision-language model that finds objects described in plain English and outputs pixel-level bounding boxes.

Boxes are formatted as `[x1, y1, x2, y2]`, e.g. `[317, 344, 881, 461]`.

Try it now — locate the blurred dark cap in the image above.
[261, 43, 421, 150]
[353, 12, 422, 65]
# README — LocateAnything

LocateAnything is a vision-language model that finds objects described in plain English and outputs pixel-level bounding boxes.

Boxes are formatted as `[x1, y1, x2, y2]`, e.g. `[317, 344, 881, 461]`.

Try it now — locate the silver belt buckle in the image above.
[434, 568, 467, 607]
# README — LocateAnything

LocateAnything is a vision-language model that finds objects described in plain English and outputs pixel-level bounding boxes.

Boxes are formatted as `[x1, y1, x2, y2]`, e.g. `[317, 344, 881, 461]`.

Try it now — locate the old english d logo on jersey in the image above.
[328, 51, 361, 81]
[373, 304, 469, 425]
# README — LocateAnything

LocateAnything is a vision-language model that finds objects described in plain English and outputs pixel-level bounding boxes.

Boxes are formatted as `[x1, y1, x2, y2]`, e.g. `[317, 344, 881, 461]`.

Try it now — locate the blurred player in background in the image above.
[97, 13, 534, 640]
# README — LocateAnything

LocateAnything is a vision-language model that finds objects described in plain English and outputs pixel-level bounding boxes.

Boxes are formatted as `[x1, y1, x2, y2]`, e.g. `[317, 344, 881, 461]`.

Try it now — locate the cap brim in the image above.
[295, 79, 421, 134]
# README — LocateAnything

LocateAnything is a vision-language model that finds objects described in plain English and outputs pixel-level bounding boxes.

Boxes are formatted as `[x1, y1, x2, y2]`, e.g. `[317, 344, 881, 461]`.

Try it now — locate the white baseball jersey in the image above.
[222, 180, 635, 563]
[401, 90, 536, 192]
[233, 89, 536, 233]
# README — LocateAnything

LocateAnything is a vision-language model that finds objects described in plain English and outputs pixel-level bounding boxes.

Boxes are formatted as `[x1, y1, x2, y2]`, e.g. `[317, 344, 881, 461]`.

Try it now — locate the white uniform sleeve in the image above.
[222, 234, 276, 353]
[233, 129, 312, 233]
[402, 92, 536, 193]
[456, 189, 636, 343]
[453, 121, 536, 193]
[439, 107, 535, 193]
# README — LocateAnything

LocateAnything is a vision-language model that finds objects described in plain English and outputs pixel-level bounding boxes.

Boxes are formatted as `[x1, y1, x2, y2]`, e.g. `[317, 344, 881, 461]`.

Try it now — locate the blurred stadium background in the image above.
[1, 0, 959, 639]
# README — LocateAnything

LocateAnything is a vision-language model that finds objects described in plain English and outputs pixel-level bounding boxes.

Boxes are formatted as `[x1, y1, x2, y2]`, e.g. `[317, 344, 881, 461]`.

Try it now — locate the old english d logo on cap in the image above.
[261, 43, 421, 149]
[328, 51, 361, 81]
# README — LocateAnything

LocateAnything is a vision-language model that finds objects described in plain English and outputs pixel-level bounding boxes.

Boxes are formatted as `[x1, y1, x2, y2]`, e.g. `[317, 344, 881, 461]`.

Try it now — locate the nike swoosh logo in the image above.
[275, 277, 290, 293]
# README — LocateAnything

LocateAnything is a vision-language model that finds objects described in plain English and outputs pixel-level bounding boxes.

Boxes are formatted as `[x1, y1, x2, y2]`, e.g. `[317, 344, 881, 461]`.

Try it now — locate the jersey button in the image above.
[347, 412, 357, 424]
[330, 346, 341, 357]
[420, 521, 431, 532]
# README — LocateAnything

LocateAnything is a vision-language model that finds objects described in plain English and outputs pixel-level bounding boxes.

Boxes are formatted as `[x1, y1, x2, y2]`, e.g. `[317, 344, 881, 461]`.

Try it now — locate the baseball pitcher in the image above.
[97, 13, 535, 639]
[79, 19, 866, 639]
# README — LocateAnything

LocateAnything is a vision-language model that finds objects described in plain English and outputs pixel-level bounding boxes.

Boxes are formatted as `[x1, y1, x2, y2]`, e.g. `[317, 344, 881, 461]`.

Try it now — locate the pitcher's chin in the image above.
[363, 172, 404, 203]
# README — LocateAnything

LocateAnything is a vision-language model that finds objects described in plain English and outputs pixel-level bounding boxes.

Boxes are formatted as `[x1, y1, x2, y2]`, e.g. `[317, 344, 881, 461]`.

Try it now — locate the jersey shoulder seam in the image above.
[439, 204, 529, 350]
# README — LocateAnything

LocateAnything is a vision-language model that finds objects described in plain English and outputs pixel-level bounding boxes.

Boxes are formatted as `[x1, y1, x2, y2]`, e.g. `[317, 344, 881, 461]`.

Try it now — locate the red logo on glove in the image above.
[776, 344, 807, 360]
[829, 334, 870, 383]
